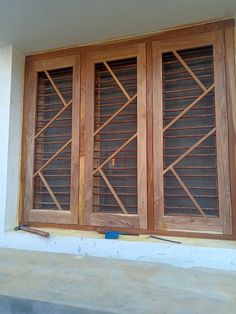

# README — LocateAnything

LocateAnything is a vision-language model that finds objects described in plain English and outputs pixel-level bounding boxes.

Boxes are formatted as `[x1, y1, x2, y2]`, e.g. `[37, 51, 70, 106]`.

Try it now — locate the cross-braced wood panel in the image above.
[163, 46, 218, 217]
[33, 67, 73, 211]
[93, 58, 138, 214]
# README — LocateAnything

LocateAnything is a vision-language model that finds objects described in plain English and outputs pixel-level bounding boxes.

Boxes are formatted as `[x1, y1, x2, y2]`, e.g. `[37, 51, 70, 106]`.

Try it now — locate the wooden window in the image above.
[21, 21, 235, 237]
[83, 44, 147, 228]
[153, 31, 232, 233]
[23, 56, 80, 224]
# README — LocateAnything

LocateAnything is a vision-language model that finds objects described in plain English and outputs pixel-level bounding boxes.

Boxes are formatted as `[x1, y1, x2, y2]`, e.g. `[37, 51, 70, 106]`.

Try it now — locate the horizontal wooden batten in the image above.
[27, 210, 75, 224]
[89, 213, 140, 228]
[160, 216, 223, 233]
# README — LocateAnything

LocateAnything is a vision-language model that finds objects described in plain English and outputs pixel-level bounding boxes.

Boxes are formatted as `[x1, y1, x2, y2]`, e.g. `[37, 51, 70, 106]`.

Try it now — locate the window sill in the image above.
[0, 228, 235, 270]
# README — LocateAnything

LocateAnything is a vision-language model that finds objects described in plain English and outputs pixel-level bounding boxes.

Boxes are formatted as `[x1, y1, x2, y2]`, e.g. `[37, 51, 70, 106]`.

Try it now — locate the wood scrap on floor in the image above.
[148, 235, 181, 244]
[14, 225, 49, 238]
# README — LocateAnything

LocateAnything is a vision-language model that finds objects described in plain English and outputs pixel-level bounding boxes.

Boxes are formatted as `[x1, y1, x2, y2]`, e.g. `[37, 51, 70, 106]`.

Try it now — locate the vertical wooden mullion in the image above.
[152, 42, 164, 230]
[83, 58, 95, 225]
[24, 63, 37, 220]
[137, 43, 147, 229]
[224, 27, 236, 237]
[78, 52, 86, 224]
[20, 62, 35, 222]
[70, 55, 80, 223]
[146, 41, 154, 230]
[214, 30, 232, 234]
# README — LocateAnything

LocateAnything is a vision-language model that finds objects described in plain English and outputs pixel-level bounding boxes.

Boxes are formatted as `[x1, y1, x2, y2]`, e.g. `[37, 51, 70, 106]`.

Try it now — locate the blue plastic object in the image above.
[105, 231, 120, 239]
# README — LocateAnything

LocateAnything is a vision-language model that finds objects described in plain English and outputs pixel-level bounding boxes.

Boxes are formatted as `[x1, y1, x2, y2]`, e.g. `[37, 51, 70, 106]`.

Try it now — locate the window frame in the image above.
[152, 31, 232, 234]
[22, 55, 81, 224]
[20, 19, 236, 239]
[82, 44, 147, 229]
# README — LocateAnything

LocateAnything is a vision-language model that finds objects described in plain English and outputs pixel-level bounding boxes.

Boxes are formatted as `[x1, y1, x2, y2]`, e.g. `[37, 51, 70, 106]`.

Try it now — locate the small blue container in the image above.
[105, 231, 120, 239]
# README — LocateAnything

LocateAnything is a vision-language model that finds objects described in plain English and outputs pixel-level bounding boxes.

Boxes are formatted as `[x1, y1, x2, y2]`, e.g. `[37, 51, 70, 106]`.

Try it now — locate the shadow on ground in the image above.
[0, 295, 114, 314]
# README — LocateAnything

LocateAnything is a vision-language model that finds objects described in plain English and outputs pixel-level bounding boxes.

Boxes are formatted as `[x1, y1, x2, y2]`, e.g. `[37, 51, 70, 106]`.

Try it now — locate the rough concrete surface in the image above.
[0, 248, 235, 314]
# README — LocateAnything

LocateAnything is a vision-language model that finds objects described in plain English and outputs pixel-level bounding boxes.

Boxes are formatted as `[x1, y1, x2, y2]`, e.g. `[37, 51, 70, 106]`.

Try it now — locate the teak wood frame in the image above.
[153, 31, 232, 234]
[83, 44, 147, 229]
[20, 19, 236, 239]
[22, 55, 80, 224]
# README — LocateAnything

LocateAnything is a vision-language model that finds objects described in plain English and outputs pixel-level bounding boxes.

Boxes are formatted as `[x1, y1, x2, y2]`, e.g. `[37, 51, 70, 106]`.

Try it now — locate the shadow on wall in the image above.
[0, 295, 115, 314]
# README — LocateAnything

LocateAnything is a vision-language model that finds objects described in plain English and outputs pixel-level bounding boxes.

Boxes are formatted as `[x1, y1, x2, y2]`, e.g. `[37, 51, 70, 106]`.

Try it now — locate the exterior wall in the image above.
[0, 29, 235, 271]
[0, 46, 25, 232]
[0, 230, 236, 271]
[0, 45, 12, 232]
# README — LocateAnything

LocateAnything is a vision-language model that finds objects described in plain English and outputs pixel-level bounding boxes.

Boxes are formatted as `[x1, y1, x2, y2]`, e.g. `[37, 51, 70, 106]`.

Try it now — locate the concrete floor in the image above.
[0, 248, 235, 314]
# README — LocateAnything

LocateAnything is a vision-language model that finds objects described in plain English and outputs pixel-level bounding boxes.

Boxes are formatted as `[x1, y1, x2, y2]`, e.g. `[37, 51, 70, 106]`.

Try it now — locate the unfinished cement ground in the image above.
[0, 248, 235, 314]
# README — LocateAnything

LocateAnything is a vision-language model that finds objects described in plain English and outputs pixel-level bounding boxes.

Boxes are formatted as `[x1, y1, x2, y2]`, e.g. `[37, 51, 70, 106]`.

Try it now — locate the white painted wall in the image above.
[0, 45, 12, 233]
[0, 45, 25, 232]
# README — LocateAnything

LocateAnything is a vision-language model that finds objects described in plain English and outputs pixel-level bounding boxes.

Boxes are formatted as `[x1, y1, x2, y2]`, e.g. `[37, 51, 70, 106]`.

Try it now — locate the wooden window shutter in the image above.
[83, 44, 147, 228]
[153, 31, 232, 234]
[23, 56, 80, 224]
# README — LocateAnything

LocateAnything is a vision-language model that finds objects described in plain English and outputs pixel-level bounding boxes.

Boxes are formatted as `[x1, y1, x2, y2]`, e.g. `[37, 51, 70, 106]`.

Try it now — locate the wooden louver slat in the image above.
[33, 67, 73, 211]
[93, 58, 138, 215]
[162, 46, 219, 218]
